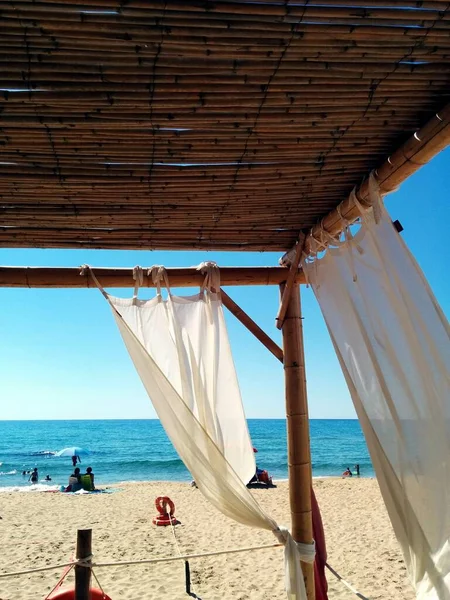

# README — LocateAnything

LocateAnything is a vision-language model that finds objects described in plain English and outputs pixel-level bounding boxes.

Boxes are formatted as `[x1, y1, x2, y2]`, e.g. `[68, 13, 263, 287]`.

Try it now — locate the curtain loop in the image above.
[132, 266, 144, 303]
[336, 203, 348, 231]
[197, 261, 221, 296]
[79, 264, 109, 299]
[148, 265, 170, 299]
[368, 172, 383, 224]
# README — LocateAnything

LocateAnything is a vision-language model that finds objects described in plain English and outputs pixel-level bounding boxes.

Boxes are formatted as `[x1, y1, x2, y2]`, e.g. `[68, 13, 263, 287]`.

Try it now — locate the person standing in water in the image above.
[29, 468, 38, 484]
[71, 454, 81, 468]
[354, 464, 360, 476]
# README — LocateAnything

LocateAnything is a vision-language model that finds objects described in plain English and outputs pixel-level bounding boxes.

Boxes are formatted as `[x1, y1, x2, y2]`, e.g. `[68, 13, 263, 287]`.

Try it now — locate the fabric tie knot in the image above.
[197, 261, 221, 293]
[148, 266, 170, 297]
[272, 527, 316, 564]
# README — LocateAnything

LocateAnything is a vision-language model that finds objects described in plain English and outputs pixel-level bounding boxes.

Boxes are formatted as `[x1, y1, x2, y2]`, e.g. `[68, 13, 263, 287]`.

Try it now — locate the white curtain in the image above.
[89, 263, 315, 600]
[303, 178, 450, 600]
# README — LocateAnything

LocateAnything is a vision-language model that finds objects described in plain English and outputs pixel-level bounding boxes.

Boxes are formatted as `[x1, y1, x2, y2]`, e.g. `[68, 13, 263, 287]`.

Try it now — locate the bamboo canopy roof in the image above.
[1, 0, 450, 251]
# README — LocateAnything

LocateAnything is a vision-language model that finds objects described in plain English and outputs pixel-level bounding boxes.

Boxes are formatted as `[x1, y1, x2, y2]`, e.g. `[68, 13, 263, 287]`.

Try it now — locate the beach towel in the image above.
[303, 175, 450, 600]
[91, 263, 316, 600]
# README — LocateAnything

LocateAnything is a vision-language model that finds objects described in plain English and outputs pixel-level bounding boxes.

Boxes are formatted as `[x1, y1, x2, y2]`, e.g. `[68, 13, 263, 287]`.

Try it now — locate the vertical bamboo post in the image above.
[75, 529, 92, 600]
[280, 284, 315, 600]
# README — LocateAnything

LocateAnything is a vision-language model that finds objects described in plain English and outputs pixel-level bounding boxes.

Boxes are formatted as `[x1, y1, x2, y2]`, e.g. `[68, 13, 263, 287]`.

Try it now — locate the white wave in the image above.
[0, 470, 17, 476]
[0, 483, 60, 493]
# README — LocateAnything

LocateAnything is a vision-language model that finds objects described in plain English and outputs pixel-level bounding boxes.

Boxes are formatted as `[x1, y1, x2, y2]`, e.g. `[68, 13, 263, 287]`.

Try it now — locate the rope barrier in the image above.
[0, 561, 76, 579]
[326, 563, 370, 600]
[165, 506, 200, 598]
[0, 543, 282, 579]
[93, 542, 283, 568]
[0, 543, 369, 600]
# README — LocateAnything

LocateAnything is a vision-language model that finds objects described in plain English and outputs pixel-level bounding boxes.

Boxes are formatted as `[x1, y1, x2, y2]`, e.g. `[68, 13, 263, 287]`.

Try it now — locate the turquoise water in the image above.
[0, 419, 373, 491]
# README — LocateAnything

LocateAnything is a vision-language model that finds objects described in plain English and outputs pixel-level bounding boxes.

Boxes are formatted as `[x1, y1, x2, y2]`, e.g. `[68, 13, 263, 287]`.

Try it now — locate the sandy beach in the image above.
[0, 478, 414, 600]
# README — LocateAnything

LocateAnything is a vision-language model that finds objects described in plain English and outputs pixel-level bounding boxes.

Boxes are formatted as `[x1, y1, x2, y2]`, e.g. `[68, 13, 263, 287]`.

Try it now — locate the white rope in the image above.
[326, 563, 370, 600]
[0, 547, 370, 600]
[0, 558, 89, 579]
[93, 542, 283, 568]
[166, 506, 200, 598]
[0, 543, 282, 579]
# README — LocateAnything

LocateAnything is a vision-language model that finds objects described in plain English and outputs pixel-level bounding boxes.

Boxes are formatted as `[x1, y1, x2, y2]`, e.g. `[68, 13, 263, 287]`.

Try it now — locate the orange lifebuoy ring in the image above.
[153, 496, 177, 526]
[48, 588, 111, 599]
[155, 496, 175, 516]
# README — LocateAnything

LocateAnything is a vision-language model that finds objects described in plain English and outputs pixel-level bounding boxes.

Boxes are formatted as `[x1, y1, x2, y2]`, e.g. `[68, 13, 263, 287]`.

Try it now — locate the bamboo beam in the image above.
[0, 266, 306, 288]
[275, 234, 305, 330]
[299, 103, 450, 257]
[281, 284, 314, 600]
[220, 289, 283, 363]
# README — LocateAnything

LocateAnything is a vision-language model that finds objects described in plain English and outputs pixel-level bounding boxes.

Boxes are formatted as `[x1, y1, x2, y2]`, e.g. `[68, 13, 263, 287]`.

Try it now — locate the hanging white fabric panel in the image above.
[90, 263, 315, 600]
[303, 179, 450, 600]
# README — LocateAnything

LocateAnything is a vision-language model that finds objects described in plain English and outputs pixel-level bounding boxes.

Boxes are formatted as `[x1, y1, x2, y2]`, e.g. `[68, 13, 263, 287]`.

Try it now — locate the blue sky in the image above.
[0, 148, 448, 420]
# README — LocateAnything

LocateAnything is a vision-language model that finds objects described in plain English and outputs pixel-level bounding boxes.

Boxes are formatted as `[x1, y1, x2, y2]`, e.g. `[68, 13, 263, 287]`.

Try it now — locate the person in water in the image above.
[29, 468, 38, 484]
[44, 475, 52, 481]
[342, 467, 352, 478]
[71, 454, 81, 468]
[354, 464, 360, 477]
[67, 467, 82, 492]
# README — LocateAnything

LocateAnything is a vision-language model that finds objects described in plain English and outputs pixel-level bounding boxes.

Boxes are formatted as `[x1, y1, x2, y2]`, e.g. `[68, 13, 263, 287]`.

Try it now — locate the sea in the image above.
[0, 419, 373, 492]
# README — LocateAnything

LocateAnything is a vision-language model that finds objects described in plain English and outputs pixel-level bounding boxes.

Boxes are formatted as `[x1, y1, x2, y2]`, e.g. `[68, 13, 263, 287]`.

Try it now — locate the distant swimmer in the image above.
[44, 475, 52, 481]
[72, 454, 81, 468]
[29, 468, 38, 484]
[342, 467, 352, 478]
[354, 464, 360, 477]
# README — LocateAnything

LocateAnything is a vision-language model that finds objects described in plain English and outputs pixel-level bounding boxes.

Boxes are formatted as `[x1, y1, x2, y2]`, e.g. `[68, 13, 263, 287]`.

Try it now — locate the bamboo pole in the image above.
[0, 266, 306, 288]
[220, 289, 283, 363]
[281, 284, 314, 599]
[298, 103, 450, 257]
[276, 234, 305, 330]
[75, 529, 92, 600]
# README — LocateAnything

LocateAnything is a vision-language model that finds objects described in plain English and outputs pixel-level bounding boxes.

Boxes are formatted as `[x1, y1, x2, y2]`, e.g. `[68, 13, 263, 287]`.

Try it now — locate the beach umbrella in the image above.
[55, 447, 89, 457]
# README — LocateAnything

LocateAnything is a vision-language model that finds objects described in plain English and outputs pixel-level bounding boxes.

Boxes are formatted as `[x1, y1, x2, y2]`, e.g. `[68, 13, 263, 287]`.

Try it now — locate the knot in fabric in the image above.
[148, 265, 170, 297]
[132, 266, 144, 287]
[197, 261, 221, 293]
[272, 527, 316, 563]
[272, 525, 290, 545]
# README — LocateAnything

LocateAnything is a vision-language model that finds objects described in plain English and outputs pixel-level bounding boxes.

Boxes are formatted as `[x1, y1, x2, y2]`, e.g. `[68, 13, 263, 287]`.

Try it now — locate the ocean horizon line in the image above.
[0, 417, 359, 422]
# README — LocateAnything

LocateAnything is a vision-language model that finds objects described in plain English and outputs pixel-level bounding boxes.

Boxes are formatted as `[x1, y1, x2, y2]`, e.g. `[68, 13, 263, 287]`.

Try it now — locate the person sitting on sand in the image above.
[81, 467, 95, 491]
[342, 467, 352, 478]
[67, 467, 82, 492]
[44, 474, 52, 481]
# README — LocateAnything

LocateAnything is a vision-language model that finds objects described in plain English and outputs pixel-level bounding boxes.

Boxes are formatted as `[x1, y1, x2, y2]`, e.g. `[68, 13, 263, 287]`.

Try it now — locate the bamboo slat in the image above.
[0, 0, 449, 251]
